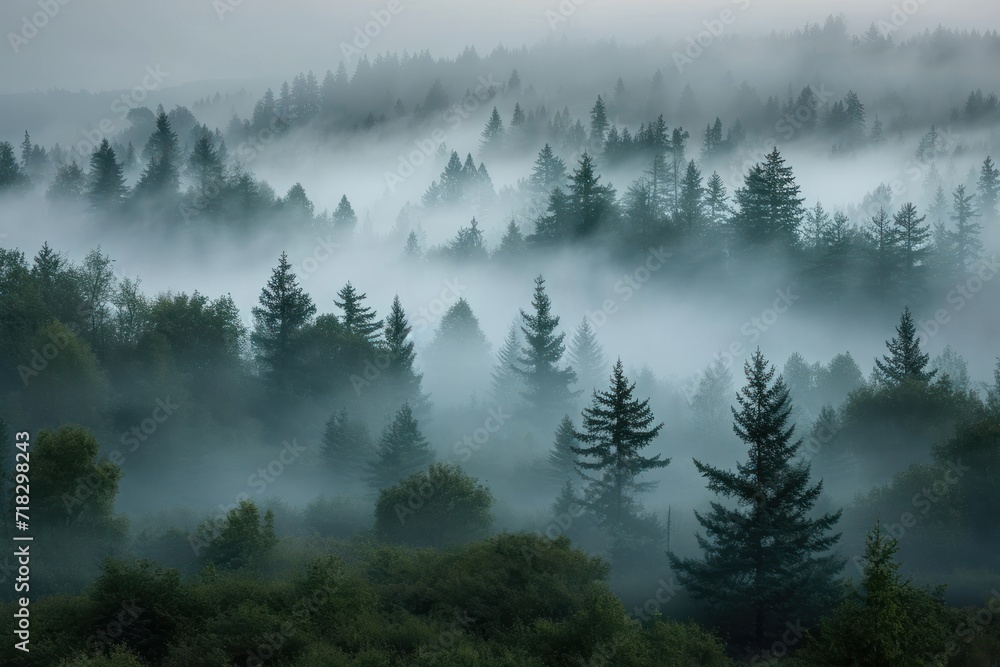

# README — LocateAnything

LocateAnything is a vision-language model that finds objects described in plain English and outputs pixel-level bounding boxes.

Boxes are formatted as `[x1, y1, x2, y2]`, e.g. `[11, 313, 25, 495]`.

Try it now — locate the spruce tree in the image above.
[893, 202, 930, 291]
[86, 140, 127, 210]
[732, 147, 805, 250]
[549, 415, 580, 483]
[0, 141, 26, 192]
[518, 276, 578, 421]
[951, 184, 982, 264]
[46, 161, 86, 202]
[134, 110, 180, 201]
[332, 195, 358, 238]
[703, 171, 731, 229]
[571, 359, 668, 537]
[690, 358, 734, 431]
[590, 95, 609, 145]
[493, 219, 526, 260]
[490, 321, 525, 408]
[381, 296, 426, 411]
[568, 318, 607, 397]
[977, 156, 999, 222]
[480, 107, 505, 153]
[873, 306, 936, 385]
[439, 151, 466, 203]
[528, 187, 572, 246]
[567, 152, 617, 238]
[529, 144, 567, 195]
[322, 409, 374, 482]
[250, 252, 317, 391]
[676, 160, 705, 238]
[670, 350, 843, 650]
[367, 404, 435, 489]
[335, 282, 382, 345]
[865, 207, 900, 302]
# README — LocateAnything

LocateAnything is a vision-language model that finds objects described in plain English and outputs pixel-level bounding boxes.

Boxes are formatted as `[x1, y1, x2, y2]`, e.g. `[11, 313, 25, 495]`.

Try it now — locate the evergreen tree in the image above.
[568, 318, 607, 397]
[86, 140, 127, 210]
[367, 404, 435, 489]
[381, 296, 426, 411]
[0, 141, 26, 192]
[518, 276, 578, 421]
[567, 152, 617, 238]
[802, 202, 831, 250]
[332, 195, 358, 238]
[528, 144, 567, 195]
[134, 110, 180, 201]
[335, 282, 382, 345]
[668, 127, 691, 215]
[843, 91, 866, 148]
[322, 408, 374, 482]
[703, 171, 731, 229]
[873, 306, 936, 386]
[440, 151, 466, 203]
[893, 202, 930, 293]
[549, 415, 580, 483]
[480, 107, 505, 154]
[590, 95, 609, 145]
[493, 219, 526, 260]
[951, 184, 982, 264]
[571, 359, 668, 537]
[865, 207, 900, 302]
[529, 187, 572, 246]
[490, 321, 525, 408]
[977, 156, 999, 223]
[676, 160, 705, 238]
[251, 252, 317, 391]
[690, 358, 734, 431]
[670, 350, 844, 650]
[447, 218, 488, 260]
[796, 522, 953, 666]
[732, 147, 805, 249]
[186, 134, 224, 196]
[46, 161, 86, 202]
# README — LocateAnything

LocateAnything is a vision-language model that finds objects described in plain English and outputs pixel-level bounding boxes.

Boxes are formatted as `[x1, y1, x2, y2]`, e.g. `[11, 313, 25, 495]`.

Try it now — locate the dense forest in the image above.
[1, 11, 1000, 665]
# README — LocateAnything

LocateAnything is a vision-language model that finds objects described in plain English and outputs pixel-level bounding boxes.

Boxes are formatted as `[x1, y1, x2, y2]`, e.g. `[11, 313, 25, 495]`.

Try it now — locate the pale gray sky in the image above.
[0, 0, 994, 94]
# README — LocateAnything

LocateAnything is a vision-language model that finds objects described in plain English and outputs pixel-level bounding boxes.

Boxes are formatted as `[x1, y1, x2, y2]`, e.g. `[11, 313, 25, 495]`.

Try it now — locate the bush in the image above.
[374, 463, 493, 548]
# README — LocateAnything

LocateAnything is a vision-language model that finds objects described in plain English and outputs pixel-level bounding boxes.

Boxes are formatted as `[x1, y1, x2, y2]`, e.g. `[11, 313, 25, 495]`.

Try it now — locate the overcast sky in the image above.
[0, 0, 995, 94]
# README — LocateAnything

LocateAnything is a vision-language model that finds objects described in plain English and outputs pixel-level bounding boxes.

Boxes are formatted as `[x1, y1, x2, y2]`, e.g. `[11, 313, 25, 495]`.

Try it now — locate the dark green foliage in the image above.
[528, 144, 567, 195]
[795, 522, 955, 666]
[732, 147, 805, 250]
[250, 253, 316, 392]
[670, 350, 843, 650]
[518, 276, 577, 421]
[195, 499, 277, 570]
[375, 463, 494, 548]
[367, 404, 435, 490]
[86, 140, 127, 210]
[322, 408, 374, 482]
[379, 295, 426, 411]
[47, 160, 86, 202]
[134, 111, 180, 202]
[572, 359, 667, 543]
[874, 306, 935, 385]
[566, 152, 617, 238]
[334, 282, 382, 345]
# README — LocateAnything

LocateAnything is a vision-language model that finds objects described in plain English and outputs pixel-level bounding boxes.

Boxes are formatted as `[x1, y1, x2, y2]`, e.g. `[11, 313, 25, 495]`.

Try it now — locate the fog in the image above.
[1, 6, 1000, 662]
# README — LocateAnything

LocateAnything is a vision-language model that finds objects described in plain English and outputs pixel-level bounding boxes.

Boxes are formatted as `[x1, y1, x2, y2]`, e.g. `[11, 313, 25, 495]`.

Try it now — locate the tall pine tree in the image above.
[873, 306, 936, 386]
[670, 350, 843, 650]
[518, 276, 578, 423]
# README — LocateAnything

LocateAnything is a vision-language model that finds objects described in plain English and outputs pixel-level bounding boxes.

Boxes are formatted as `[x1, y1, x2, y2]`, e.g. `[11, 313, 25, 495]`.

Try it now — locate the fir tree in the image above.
[690, 357, 734, 431]
[86, 140, 127, 210]
[676, 160, 705, 238]
[134, 110, 180, 201]
[186, 134, 225, 199]
[670, 350, 844, 650]
[335, 282, 382, 345]
[732, 147, 805, 249]
[865, 207, 900, 302]
[571, 359, 668, 536]
[590, 95, 609, 145]
[549, 415, 580, 483]
[490, 321, 525, 408]
[873, 306, 936, 386]
[480, 107, 505, 154]
[367, 404, 435, 489]
[977, 156, 999, 222]
[893, 202, 930, 294]
[568, 318, 607, 397]
[439, 151, 466, 203]
[493, 219, 526, 260]
[447, 218, 488, 260]
[529, 187, 572, 246]
[0, 141, 26, 192]
[250, 252, 317, 391]
[332, 195, 358, 238]
[529, 144, 567, 195]
[567, 152, 617, 238]
[518, 276, 578, 421]
[322, 409, 374, 482]
[46, 161, 86, 202]
[380, 296, 426, 411]
[951, 184, 982, 264]
[703, 171, 731, 229]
